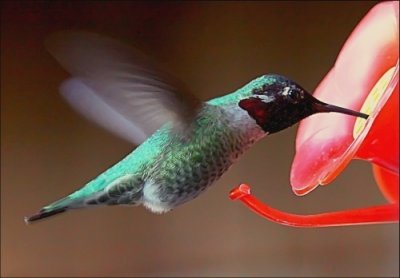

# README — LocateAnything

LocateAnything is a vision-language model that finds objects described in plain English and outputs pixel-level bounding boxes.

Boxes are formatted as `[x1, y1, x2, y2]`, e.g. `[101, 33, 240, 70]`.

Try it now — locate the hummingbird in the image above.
[25, 31, 368, 224]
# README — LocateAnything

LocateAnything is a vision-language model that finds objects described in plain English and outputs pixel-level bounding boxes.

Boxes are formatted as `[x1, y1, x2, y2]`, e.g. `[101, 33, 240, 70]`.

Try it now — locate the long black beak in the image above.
[313, 101, 369, 119]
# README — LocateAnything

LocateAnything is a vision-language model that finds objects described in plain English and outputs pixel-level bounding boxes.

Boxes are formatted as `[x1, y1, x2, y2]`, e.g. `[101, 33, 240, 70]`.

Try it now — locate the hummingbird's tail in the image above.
[25, 206, 68, 224]
[24, 196, 83, 224]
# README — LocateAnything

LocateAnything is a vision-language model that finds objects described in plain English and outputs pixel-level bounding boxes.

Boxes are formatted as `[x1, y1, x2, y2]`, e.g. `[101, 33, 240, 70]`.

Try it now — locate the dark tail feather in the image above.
[24, 207, 67, 224]
[24, 196, 76, 225]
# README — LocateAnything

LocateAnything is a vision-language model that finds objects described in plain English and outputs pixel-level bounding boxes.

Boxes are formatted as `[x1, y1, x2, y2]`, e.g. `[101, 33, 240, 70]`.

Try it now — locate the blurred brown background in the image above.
[1, 1, 398, 277]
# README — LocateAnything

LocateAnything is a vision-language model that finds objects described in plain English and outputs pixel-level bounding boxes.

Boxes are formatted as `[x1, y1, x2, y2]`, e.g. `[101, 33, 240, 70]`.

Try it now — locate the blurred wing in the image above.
[46, 31, 201, 145]
[60, 78, 148, 144]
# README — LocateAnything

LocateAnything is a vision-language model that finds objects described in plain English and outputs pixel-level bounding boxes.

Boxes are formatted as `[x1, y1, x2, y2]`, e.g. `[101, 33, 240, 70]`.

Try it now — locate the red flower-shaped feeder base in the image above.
[229, 1, 399, 227]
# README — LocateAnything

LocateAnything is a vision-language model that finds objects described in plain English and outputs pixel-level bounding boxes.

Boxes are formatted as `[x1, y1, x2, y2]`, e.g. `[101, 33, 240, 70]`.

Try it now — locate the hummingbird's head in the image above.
[238, 74, 368, 134]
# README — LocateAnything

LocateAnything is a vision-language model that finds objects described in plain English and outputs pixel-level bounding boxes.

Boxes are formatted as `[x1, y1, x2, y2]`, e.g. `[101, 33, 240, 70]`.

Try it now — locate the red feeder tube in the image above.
[230, 184, 399, 228]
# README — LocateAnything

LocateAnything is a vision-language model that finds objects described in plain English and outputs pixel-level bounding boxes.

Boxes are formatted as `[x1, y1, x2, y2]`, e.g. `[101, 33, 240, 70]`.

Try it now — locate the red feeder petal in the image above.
[291, 1, 399, 196]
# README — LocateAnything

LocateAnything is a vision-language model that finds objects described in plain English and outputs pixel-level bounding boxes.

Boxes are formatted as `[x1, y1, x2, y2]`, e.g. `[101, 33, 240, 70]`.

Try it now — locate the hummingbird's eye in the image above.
[286, 88, 304, 103]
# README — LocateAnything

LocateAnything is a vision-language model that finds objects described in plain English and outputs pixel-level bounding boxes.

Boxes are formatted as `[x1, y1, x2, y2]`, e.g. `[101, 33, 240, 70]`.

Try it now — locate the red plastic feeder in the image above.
[230, 1, 399, 227]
